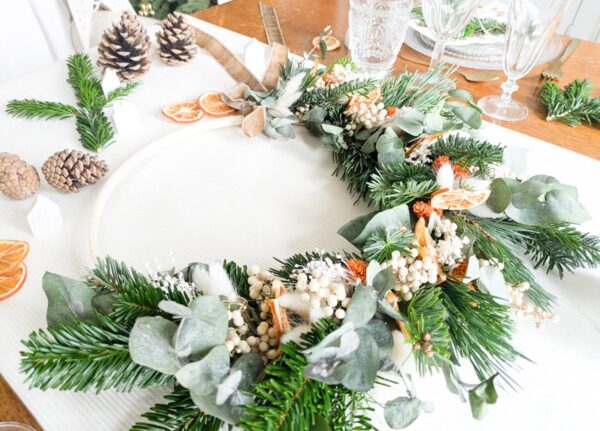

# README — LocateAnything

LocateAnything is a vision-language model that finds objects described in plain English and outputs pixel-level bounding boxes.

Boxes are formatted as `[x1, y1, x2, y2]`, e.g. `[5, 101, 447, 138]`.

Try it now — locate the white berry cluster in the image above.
[309, 63, 357, 90]
[406, 137, 434, 165]
[289, 257, 352, 320]
[344, 99, 390, 135]
[383, 250, 438, 301]
[242, 265, 283, 361]
[225, 306, 252, 355]
[507, 282, 558, 330]
[432, 217, 469, 268]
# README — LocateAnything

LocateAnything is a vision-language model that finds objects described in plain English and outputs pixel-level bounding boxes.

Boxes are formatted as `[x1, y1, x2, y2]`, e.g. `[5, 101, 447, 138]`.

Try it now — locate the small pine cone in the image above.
[157, 12, 197, 66]
[42, 149, 108, 193]
[97, 11, 151, 81]
[0, 153, 40, 200]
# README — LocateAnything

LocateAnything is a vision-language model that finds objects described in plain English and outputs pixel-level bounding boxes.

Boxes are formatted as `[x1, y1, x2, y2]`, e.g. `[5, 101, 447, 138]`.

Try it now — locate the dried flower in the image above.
[345, 259, 367, 283]
[432, 155, 451, 170]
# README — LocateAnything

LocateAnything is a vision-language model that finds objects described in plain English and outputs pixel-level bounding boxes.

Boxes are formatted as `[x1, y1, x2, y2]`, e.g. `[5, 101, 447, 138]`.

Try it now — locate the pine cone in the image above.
[97, 11, 151, 81]
[156, 12, 197, 66]
[42, 149, 108, 193]
[0, 153, 40, 200]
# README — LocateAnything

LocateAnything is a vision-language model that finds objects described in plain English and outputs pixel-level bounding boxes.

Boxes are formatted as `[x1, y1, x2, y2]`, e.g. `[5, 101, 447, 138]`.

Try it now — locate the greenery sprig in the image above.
[540, 79, 600, 127]
[412, 7, 506, 39]
[6, 53, 139, 151]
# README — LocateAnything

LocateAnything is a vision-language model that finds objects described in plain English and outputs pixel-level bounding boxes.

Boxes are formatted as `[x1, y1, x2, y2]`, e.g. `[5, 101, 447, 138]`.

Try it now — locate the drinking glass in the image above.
[349, 0, 414, 77]
[478, 0, 570, 121]
[0, 423, 37, 431]
[421, 0, 481, 69]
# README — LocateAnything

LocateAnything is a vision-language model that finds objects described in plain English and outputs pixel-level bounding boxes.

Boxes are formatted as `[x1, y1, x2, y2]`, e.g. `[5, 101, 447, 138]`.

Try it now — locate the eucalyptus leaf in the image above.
[321, 124, 344, 135]
[91, 292, 115, 315]
[303, 107, 327, 123]
[337, 211, 378, 246]
[361, 128, 384, 153]
[449, 89, 473, 102]
[511, 175, 558, 209]
[543, 188, 590, 224]
[442, 366, 465, 401]
[42, 272, 98, 328]
[175, 345, 230, 396]
[424, 112, 445, 133]
[159, 300, 192, 318]
[487, 178, 513, 213]
[468, 374, 498, 420]
[395, 108, 425, 136]
[231, 353, 263, 389]
[363, 318, 393, 360]
[505, 202, 545, 225]
[366, 260, 382, 286]
[384, 397, 422, 429]
[351, 205, 411, 246]
[216, 370, 243, 405]
[372, 266, 396, 298]
[377, 299, 406, 321]
[355, 129, 373, 140]
[174, 296, 229, 358]
[476, 266, 508, 303]
[343, 285, 377, 328]
[189, 389, 245, 425]
[129, 316, 182, 375]
[451, 106, 482, 129]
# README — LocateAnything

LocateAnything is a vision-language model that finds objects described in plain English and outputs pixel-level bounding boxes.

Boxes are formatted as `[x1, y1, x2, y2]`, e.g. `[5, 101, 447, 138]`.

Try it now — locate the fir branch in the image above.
[450, 213, 556, 311]
[272, 252, 346, 283]
[75, 108, 115, 152]
[20, 314, 172, 393]
[87, 257, 190, 325]
[368, 178, 439, 208]
[541, 79, 600, 127]
[404, 286, 452, 375]
[296, 79, 376, 109]
[223, 259, 250, 299]
[362, 227, 414, 262]
[5, 100, 78, 120]
[332, 144, 379, 203]
[106, 81, 142, 105]
[412, 8, 506, 39]
[440, 280, 524, 387]
[131, 385, 222, 431]
[429, 135, 504, 177]
[368, 163, 436, 208]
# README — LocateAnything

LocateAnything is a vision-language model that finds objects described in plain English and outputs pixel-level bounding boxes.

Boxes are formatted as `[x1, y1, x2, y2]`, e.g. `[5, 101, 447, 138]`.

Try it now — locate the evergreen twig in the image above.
[541, 79, 600, 127]
[363, 227, 414, 262]
[429, 135, 504, 177]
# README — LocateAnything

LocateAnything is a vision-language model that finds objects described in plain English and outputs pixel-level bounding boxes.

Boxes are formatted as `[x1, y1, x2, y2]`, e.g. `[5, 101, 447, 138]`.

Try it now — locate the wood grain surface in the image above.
[195, 0, 600, 160]
[0, 374, 41, 429]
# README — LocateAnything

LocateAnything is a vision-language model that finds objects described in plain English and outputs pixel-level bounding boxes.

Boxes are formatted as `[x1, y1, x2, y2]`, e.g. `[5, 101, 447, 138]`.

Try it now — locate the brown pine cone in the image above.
[0, 153, 40, 200]
[42, 149, 108, 193]
[97, 11, 151, 81]
[156, 12, 197, 66]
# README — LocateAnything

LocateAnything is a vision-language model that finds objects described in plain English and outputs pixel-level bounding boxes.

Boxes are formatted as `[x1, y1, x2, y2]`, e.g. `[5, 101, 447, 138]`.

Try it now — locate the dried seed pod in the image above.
[0, 153, 40, 200]
[42, 149, 108, 193]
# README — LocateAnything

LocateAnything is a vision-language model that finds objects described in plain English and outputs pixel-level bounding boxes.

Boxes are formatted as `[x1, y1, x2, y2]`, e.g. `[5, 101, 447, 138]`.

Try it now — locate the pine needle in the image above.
[541, 79, 600, 127]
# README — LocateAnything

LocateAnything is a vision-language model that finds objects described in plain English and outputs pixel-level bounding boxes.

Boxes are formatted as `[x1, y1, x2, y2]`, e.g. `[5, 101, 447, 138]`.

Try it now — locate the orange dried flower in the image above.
[451, 259, 468, 279]
[346, 259, 367, 283]
[386, 106, 398, 117]
[453, 163, 471, 178]
[321, 72, 334, 84]
[432, 155, 451, 170]
[413, 201, 433, 219]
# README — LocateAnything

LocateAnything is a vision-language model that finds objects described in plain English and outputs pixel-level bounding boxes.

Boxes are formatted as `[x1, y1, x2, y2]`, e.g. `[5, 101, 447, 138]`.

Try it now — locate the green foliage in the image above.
[20, 314, 172, 393]
[362, 228, 414, 262]
[88, 257, 191, 325]
[223, 259, 250, 298]
[131, 384, 222, 431]
[412, 7, 506, 39]
[439, 281, 524, 387]
[6, 53, 139, 151]
[369, 178, 439, 208]
[239, 319, 375, 431]
[296, 79, 376, 110]
[450, 213, 555, 310]
[272, 252, 347, 282]
[332, 143, 379, 203]
[429, 134, 504, 177]
[129, 0, 211, 20]
[541, 79, 600, 127]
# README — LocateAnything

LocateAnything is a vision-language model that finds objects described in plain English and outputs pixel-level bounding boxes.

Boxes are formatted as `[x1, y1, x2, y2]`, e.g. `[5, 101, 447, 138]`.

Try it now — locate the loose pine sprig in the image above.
[429, 135, 504, 178]
[6, 53, 139, 152]
[20, 314, 172, 393]
[363, 227, 414, 262]
[440, 280, 524, 387]
[131, 385, 222, 431]
[540, 79, 600, 127]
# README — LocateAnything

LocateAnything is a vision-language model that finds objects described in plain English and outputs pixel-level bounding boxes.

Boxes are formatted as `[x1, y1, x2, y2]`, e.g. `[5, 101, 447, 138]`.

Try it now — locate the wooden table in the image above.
[195, 0, 600, 160]
[0, 375, 41, 429]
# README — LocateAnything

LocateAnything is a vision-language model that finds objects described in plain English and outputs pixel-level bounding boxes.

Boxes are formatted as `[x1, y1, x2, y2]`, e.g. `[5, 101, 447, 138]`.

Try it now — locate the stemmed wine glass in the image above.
[421, 0, 481, 69]
[478, 0, 570, 121]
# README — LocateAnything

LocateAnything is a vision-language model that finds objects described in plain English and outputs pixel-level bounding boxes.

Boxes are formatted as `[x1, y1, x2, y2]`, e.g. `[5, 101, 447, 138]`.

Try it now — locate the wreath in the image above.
[20, 49, 600, 431]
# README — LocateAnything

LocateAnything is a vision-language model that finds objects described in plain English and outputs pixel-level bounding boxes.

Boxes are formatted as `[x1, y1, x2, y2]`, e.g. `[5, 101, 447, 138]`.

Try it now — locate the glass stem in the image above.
[500, 79, 519, 105]
[430, 39, 446, 69]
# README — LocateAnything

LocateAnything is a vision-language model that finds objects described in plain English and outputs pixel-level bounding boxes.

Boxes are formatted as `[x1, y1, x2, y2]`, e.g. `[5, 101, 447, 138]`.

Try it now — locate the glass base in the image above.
[477, 96, 528, 122]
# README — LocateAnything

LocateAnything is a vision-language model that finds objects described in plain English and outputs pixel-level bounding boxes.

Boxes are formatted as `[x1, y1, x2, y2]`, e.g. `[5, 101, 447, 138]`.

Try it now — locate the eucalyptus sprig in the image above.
[6, 53, 139, 152]
[540, 79, 600, 127]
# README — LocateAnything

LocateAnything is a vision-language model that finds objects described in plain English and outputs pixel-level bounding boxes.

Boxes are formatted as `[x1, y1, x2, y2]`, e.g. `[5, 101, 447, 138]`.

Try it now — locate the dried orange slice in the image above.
[0, 262, 27, 301]
[198, 92, 237, 117]
[0, 240, 29, 273]
[312, 35, 341, 52]
[162, 100, 205, 123]
[431, 189, 491, 210]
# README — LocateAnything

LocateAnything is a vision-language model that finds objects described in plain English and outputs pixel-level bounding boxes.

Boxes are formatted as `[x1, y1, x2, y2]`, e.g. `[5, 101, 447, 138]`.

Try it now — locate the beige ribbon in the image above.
[193, 26, 289, 137]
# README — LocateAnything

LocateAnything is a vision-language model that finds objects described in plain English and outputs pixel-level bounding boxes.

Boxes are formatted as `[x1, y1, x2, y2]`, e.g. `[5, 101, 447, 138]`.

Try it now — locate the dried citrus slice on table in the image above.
[0, 262, 27, 301]
[431, 189, 491, 210]
[0, 240, 29, 273]
[198, 92, 237, 117]
[162, 100, 205, 123]
[312, 35, 341, 51]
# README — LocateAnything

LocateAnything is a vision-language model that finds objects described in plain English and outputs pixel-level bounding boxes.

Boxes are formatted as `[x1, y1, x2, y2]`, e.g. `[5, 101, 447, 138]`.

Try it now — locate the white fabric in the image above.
[1, 16, 600, 431]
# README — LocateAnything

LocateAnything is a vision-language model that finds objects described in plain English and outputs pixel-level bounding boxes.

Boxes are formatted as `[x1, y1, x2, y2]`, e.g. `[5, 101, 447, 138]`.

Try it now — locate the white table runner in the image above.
[1, 16, 600, 431]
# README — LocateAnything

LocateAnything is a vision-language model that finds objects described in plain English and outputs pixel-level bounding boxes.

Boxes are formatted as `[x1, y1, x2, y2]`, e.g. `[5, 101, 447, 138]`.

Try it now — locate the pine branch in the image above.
[332, 143, 379, 203]
[429, 135, 504, 177]
[106, 81, 142, 105]
[223, 259, 251, 299]
[368, 164, 436, 208]
[272, 252, 346, 283]
[369, 178, 439, 208]
[362, 227, 414, 262]
[296, 79, 376, 109]
[450, 213, 556, 311]
[412, 7, 506, 39]
[6, 100, 78, 120]
[75, 108, 115, 152]
[130, 385, 222, 431]
[440, 280, 524, 387]
[20, 314, 172, 393]
[87, 256, 191, 325]
[541, 79, 600, 127]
